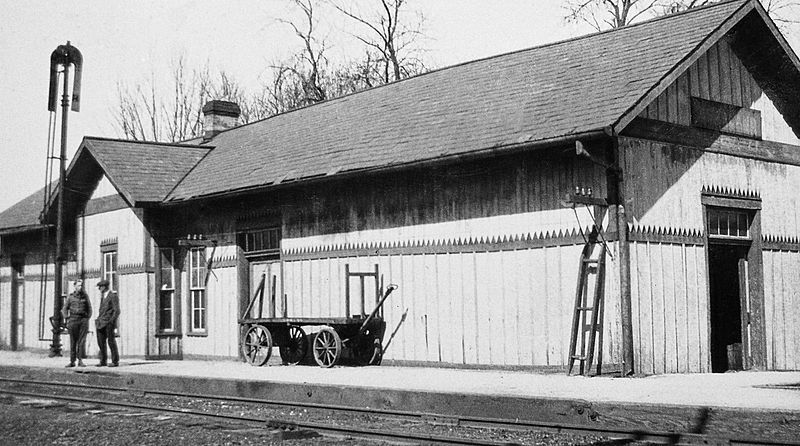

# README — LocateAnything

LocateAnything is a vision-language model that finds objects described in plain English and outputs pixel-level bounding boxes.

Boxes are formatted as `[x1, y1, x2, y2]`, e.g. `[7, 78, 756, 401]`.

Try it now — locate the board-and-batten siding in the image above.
[0, 270, 9, 347]
[763, 249, 800, 370]
[623, 136, 800, 373]
[640, 36, 799, 146]
[79, 207, 144, 269]
[182, 264, 239, 359]
[630, 241, 709, 375]
[283, 244, 622, 367]
[623, 137, 800, 238]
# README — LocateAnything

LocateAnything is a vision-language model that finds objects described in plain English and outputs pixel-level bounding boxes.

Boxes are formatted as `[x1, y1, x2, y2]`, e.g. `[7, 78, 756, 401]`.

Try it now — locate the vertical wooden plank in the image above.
[637, 242, 654, 375]
[462, 252, 478, 364]
[662, 244, 678, 374]
[657, 89, 669, 123]
[729, 45, 743, 107]
[676, 74, 691, 127]
[411, 254, 427, 362]
[531, 247, 547, 366]
[517, 249, 533, 366]
[423, 253, 439, 362]
[310, 259, 321, 318]
[436, 253, 452, 363]
[689, 61, 700, 98]
[779, 251, 789, 369]
[544, 246, 561, 366]
[708, 44, 721, 103]
[696, 246, 710, 373]
[474, 251, 492, 364]
[486, 250, 504, 365]
[718, 40, 733, 105]
[793, 252, 800, 370]
[667, 83, 679, 124]
[650, 242, 666, 375]
[697, 52, 711, 100]
[504, 249, 521, 365]
[401, 254, 417, 361]
[630, 241, 642, 373]
[674, 245, 689, 373]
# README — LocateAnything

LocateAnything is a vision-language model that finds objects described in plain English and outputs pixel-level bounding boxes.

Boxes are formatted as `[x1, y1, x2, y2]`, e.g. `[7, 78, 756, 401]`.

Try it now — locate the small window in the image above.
[159, 248, 176, 332]
[707, 208, 751, 239]
[188, 247, 206, 332]
[102, 251, 118, 292]
[238, 227, 281, 256]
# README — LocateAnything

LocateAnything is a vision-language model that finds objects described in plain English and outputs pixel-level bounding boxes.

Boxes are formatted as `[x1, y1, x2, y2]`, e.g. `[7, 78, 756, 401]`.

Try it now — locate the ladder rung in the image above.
[571, 355, 586, 360]
[576, 306, 593, 311]
[582, 259, 599, 264]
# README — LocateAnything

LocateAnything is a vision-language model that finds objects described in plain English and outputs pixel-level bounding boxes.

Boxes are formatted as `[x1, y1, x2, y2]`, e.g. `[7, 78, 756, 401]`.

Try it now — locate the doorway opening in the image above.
[708, 243, 749, 373]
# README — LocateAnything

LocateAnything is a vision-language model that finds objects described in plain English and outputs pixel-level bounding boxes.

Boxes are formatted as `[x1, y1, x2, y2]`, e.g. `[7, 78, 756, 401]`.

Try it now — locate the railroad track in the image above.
[0, 377, 795, 446]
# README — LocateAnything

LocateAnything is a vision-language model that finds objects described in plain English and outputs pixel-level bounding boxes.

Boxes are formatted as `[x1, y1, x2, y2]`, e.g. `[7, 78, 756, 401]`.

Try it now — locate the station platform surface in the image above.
[1, 350, 799, 440]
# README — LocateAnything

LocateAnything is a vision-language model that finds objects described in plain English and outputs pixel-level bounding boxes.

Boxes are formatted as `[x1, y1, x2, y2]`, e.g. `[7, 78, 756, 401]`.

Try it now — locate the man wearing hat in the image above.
[61, 280, 91, 367]
[95, 279, 120, 367]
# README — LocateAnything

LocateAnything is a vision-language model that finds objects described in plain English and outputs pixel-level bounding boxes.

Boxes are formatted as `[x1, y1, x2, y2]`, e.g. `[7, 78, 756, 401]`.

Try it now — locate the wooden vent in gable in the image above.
[691, 97, 762, 139]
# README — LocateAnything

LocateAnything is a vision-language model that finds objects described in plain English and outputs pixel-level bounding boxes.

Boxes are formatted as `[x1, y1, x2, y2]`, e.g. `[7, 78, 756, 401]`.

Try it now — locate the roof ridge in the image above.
[205, 0, 749, 140]
[83, 135, 211, 149]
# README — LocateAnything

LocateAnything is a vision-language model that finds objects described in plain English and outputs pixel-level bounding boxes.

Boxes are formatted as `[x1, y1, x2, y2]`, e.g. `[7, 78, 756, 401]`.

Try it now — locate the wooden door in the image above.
[738, 257, 752, 370]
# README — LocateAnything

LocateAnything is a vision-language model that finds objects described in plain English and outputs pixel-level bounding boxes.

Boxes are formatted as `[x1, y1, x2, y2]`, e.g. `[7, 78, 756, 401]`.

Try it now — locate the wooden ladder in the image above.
[567, 228, 607, 376]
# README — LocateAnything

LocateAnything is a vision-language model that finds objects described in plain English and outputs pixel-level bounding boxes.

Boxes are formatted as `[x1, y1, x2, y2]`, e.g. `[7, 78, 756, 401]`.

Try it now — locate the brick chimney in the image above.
[202, 100, 241, 141]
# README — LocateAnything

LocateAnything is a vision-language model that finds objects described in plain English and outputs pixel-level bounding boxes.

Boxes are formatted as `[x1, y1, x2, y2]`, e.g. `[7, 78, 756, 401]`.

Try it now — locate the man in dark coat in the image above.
[95, 279, 120, 367]
[62, 280, 92, 367]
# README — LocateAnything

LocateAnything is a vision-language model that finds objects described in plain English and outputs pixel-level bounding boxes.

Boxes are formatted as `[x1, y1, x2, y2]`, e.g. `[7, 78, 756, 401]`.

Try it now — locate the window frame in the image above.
[158, 248, 178, 334]
[188, 247, 207, 334]
[100, 246, 118, 293]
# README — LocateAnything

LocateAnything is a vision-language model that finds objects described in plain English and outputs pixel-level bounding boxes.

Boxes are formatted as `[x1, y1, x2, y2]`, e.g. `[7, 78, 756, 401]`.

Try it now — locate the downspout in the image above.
[608, 129, 634, 376]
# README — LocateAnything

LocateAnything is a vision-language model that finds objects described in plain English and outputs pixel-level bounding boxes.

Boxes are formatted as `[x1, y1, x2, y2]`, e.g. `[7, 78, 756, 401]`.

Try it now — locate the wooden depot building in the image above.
[1, 0, 799, 375]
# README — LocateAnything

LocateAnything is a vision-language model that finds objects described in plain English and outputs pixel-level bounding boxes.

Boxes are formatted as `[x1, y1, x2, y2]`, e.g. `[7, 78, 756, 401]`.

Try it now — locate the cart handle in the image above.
[359, 284, 398, 334]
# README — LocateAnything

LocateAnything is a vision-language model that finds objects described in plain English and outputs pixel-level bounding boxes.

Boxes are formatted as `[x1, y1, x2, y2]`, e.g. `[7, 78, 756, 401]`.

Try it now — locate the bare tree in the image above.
[112, 56, 259, 142]
[329, 0, 427, 83]
[565, 0, 799, 31]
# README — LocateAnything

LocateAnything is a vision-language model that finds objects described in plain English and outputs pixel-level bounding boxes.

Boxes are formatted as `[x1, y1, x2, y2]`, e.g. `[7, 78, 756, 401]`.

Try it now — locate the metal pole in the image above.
[49, 66, 70, 357]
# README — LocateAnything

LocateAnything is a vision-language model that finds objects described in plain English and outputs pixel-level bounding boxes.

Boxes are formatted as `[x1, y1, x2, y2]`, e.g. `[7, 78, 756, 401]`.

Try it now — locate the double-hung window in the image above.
[188, 247, 207, 332]
[159, 248, 176, 332]
[102, 250, 118, 292]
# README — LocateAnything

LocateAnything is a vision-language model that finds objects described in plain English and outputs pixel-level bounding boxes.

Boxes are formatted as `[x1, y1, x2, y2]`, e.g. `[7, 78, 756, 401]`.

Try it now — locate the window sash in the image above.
[708, 208, 751, 239]
[159, 290, 175, 331]
[189, 248, 206, 289]
[102, 251, 118, 292]
[190, 290, 206, 331]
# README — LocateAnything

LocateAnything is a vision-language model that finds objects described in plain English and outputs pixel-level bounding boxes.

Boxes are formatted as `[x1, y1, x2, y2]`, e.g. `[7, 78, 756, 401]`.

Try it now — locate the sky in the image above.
[0, 1, 798, 212]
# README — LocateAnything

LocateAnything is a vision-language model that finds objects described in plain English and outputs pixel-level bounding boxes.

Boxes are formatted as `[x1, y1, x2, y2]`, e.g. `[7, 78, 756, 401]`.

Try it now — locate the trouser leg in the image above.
[96, 326, 108, 365]
[108, 329, 119, 364]
[68, 322, 79, 363]
[76, 320, 89, 359]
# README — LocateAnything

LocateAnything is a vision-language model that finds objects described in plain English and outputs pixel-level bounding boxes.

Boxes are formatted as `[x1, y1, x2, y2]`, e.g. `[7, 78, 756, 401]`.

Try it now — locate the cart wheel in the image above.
[279, 326, 308, 365]
[354, 336, 383, 366]
[312, 327, 342, 368]
[242, 324, 272, 366]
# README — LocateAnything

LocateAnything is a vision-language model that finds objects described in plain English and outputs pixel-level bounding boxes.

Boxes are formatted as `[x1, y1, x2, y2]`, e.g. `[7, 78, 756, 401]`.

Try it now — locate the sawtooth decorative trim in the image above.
[628, 224, 705, 245]
[282, 227, 606, 261]
[763, 234, 800, 251]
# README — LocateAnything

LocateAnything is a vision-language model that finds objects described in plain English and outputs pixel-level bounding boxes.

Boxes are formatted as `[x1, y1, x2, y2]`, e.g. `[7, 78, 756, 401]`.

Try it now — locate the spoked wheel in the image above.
[312, 327, 342, 368]
[279, 326, 308, 365]
[241, 324, 273, 366]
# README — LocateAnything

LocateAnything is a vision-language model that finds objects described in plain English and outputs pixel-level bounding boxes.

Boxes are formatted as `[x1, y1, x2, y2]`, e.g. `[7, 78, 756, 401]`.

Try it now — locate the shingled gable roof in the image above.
[78, 137, 211, 205]
[166, 0, 758, 202]
[0, 184, 53, 234]
[32, 137, 211, 226]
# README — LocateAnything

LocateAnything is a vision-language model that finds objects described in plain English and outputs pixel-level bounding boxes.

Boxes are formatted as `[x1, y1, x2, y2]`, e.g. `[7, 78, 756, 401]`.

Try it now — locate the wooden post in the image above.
[269, 274, 276, 318]
[345, 264, 350, 318]
[612, 135, 635, 376]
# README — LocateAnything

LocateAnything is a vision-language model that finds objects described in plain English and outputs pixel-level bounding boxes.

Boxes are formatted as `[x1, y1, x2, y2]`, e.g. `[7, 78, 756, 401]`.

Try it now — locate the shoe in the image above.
[108, 363, 118, 368]
[78, 361, 85, 367]
[96, 363, 107, 367]
[65, 363, 75, 368]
